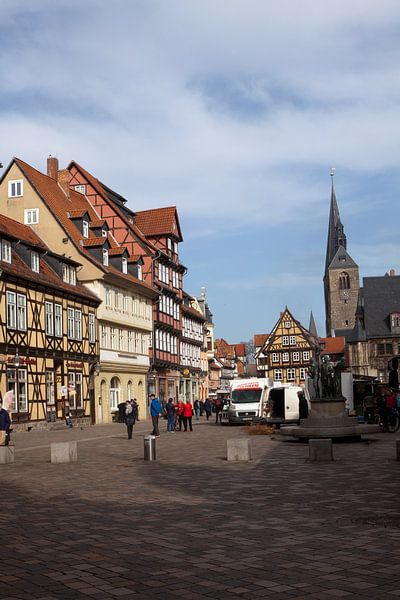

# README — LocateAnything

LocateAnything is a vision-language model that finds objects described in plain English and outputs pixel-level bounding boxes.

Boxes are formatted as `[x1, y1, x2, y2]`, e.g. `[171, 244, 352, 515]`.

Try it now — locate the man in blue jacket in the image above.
[150, 394, 162, 437]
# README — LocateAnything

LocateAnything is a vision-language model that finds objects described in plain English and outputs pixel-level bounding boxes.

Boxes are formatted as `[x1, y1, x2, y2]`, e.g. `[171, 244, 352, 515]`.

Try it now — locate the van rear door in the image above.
[283, 388, 300, 422]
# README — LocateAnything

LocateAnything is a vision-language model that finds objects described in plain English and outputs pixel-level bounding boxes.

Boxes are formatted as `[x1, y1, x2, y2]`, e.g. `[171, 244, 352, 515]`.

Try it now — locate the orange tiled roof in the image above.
[135, 206, 183, 241]
[108, 247, 126, 256]
[233, 343, 246, 357]
[82, 237, 106, 248]
[89, 219, 106, 228]
[68, 209, 88, 219]
[0, 213, 48, 251]
[320, 336, 345, 355]
[13, 158, 157, 298]
[254, 333, 270, 347]
[181, 303, 206, 321]
[68, 161, 155, 253]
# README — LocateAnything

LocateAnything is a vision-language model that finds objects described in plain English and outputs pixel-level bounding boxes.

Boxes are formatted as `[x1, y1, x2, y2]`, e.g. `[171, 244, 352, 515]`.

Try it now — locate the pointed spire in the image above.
[309, 310, 318, 338]
[324, 168, 347, 273]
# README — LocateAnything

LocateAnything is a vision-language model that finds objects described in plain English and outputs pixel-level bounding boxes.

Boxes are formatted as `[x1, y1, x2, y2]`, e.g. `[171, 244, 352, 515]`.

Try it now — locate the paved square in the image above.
[1, 420, 400, 599]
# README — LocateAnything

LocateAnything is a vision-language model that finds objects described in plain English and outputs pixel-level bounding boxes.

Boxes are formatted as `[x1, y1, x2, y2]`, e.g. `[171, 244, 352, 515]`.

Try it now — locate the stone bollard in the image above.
[309, 438, 333, 462]
[0, 445, 15, 464]
[51, 441, 78, 464]
[227, 438, 252, 462]
[396, 440, 400, 461]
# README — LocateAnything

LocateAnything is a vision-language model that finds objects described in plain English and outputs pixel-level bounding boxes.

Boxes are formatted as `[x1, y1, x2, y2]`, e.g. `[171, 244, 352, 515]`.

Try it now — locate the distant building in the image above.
[257, 307, 318, 385]
[254, 334, 270, 377]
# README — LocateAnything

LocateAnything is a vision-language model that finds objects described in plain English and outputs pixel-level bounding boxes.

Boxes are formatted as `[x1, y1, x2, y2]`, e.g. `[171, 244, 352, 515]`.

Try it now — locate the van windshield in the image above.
[231, 389, 262, 404]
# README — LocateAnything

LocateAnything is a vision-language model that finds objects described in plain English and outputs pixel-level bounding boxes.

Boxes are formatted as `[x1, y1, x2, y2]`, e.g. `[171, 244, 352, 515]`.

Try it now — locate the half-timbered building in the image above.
[259, 307, 319, 386]
[0, 214, 100, 429]
[180, 292, 206, 402]
[0, 157, 158, 422]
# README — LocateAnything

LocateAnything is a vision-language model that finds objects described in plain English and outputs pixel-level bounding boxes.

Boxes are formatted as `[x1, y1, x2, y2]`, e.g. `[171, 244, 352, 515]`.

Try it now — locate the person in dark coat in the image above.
[124, 400, 136, 439]
[0, 400, 11, 445]
[204, 398, 212, 421]
[165, 397, 175, 433]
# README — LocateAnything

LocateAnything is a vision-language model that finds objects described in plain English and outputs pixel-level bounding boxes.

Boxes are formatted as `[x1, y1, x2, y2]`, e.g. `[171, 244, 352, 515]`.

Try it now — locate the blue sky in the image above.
[1, 0, 400, 341]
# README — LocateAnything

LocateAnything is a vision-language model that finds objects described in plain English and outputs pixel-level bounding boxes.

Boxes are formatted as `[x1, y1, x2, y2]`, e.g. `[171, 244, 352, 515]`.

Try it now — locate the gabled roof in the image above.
[0, 213, 48, 251]
[363, 275, 400, 338]
[328, 246, 358, 270]
[108, 247, 128, 256]
[320, 336, 345, 355]
[233, 343, 246, 357]
[134, 206, 183, 241]
[68, 209, 89, 219]
[254, 333, 270, 347]
[262, 307, 317, 353]
[9, 158, 157, 298]
[68, 161, 154, 253]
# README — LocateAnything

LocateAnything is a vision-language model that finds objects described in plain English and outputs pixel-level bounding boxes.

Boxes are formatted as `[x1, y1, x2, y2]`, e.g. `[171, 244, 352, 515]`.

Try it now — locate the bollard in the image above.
[227, 438, 252, 462]
[51, 441, 78, 464]
[144, 435, 156, 461]
[0, 445, 15, 464]
[309, 438, 333, 462]
[396, 440, 400, 461]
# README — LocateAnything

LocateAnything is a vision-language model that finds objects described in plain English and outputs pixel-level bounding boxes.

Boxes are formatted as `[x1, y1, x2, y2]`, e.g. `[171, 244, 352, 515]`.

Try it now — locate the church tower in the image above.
[324, 171, 359, 336]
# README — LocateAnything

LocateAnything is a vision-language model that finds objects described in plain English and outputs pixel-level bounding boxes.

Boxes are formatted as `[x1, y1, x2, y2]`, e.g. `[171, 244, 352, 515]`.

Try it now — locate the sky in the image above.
[1, 0, 400, 342]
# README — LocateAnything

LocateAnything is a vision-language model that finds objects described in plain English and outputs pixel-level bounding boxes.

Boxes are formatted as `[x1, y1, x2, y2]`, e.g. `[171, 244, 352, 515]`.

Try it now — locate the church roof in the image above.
[363, 275, 400, 339]
[328, 246, 358, 270]
[324, 177, 357, 272]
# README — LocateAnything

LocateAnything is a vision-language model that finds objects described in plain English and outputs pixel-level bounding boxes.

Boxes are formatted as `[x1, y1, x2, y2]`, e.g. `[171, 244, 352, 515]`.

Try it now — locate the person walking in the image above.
[124, 399, 136, 439]
[194, 399, 200, 420]
[0, 399, 11, 446]
[150, 393, 162, 437]
[177, 399, 185, 431]
[183, 400, 194, 432]
[165, 397, 175, 433]
[204, 398, 212, 421]
[215, 398, 223, 424]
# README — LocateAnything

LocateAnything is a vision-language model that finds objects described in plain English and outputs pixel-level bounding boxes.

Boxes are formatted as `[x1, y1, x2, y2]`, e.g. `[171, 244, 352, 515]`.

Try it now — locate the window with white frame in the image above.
[287, 368, 296, 381]
[46, 371, 55, 405]
[55, 304, 62, 337]
[173, 241, 178, 254]
[105, 287, 111, 307]
[293, 351, 300, 362]
[137, 264, 142, 280]
[128, 330, 133, 352]
[67, 308, 74, 339]
[299, 367, 307, 380]
[167, 238, 172, 250]
[114, 289, 119, 310]
[74, 310, 82, 340]
[110, 327, 116, 350]
[282, 352, 289, 362]
[282, 336, 289, 346]
[103, 248, 109, 266]
[88, 313, 95, 343]
[24, 208, 39, 225]
[31, 251, 39, 273]
[284, 320, 291, 329]
[172, 271, 179, 288]
[74, 184, 86, 195]
[63, 264, 76, 285]
[17, 294, 27, 331]
[45, 302, 54, 336]
[119, 329, 124, 351]
[67, 308, 82, 340]
[82, 220, 89, 238]
[135, 332, 140, 353]
[1, 240, 11, 263]
[274, 369, 283, 381]
[101, 325, 108, 348]
[68, 371, 83, 409]
[6, 291, 16, 329]
[8, 180, 23, 198]
[289, 335, 296, 345]
[303, 351, 310, 361]
[122, 257, 128, 274]
[123, 293, 129, 313]
[7, 368, 28, 412]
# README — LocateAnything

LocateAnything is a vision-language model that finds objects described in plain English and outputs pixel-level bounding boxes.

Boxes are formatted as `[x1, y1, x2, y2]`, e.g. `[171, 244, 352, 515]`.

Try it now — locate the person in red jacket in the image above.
[182, 400, 193, 432]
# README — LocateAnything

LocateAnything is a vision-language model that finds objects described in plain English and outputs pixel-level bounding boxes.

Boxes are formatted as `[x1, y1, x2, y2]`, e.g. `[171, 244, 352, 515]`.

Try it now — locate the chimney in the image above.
[47, 155, 59, 180]
[389, 269, 396, 277]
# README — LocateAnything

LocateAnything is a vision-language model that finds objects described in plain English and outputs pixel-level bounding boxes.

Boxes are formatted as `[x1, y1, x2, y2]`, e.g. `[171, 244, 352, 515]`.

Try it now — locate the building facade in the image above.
[259, 307, 318, 386]
[0, 214, 100, 429]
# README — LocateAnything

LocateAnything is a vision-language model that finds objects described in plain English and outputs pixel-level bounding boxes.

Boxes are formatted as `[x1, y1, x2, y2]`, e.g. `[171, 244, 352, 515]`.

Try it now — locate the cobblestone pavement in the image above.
[1, 419, 400, 599]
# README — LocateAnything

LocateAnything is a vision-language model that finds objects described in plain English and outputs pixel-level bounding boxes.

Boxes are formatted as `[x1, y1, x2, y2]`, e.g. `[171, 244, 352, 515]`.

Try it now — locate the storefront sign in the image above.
[67, 362, 83, 369]
[7, 356, 37, 365]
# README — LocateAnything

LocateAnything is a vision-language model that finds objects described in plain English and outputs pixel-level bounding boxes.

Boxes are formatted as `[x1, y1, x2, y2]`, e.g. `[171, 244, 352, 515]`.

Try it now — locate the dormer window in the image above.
[391, 313, 400, 333]
[167, 238, 172, 250]
[122, 257, 128, 274]
[82, 220, 89, 238]
[63, 264, 76, 285]
[8, 180, 23, 198]
[31, 251, 39, 273]
[103, 248, 109, 266]
[137, 264, 142, 280]
[173, 242, 178, 254]
[74, 184, 86, 195]
[1, 240, 11, 263]
[102, 229, 107, 237]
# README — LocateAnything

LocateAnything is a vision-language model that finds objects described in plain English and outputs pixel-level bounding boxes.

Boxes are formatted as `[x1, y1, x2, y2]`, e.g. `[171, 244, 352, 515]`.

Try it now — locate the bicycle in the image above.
[364, 408, 400, 433]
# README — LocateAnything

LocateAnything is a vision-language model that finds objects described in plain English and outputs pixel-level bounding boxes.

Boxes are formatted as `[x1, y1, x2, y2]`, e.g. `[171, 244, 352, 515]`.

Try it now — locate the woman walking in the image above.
[183, 400, 194, 432]
[124, 399, 136, 439]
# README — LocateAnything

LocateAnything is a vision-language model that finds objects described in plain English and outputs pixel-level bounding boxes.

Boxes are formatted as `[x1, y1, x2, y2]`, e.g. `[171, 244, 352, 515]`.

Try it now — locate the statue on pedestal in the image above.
[307, 347, 345, 400]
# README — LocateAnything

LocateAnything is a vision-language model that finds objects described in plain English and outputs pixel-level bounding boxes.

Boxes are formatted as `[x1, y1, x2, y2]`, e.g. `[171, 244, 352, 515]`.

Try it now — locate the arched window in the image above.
[127, 380, 133, 402]
[109, 377, 121, 411]
[339, 272, 350, 290]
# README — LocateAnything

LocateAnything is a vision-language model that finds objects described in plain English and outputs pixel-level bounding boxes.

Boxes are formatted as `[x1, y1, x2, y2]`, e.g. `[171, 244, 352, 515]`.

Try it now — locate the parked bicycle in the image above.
[365, 408, 400, 433]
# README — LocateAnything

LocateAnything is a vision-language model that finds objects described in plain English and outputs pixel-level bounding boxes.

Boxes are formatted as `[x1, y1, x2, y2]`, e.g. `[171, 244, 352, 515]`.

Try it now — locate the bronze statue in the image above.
[308, 350, 345, 399]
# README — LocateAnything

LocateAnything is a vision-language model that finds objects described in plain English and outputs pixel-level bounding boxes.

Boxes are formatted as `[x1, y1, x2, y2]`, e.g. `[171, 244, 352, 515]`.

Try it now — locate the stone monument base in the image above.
[280, 397, 379, 440]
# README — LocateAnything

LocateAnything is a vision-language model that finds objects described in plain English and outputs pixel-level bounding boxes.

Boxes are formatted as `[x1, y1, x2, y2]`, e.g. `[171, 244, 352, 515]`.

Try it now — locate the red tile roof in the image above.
[82, 237, 106, 248]
[181, 303, 206, 321]
[13, 158, 158, 298]
[108, 247, 126, 256]
[254, 333, 270, 347]
[0, 213, 48, 251]
[233, 343, 246, 357]
[135, 206, 183, 241]
[68, 161, 155, 253]
[68, 209, 88, 219]
[320, 336, 345, 355]
[89, 219, 106, 228]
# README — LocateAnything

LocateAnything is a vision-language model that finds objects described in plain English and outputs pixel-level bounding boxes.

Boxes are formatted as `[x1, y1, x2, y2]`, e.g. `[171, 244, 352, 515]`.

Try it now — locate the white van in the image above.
[222, 378, 271, 424]
[265, 384, 309, 426]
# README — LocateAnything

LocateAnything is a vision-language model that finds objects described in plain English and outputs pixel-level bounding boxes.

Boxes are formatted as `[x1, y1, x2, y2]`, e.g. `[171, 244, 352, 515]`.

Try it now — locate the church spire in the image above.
[308, 310, 318, 338]
[324, 168, 347, 274]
